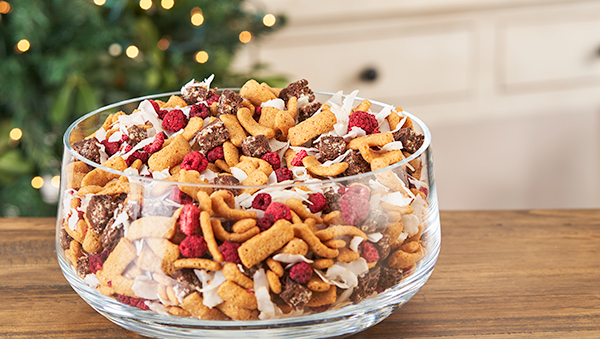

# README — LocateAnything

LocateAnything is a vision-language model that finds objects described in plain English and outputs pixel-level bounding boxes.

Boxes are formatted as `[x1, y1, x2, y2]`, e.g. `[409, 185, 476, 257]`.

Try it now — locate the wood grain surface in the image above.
[1, 210, 599, 338]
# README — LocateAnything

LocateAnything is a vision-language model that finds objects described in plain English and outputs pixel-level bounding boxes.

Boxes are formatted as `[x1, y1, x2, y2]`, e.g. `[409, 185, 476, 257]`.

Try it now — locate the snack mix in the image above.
[59, 75, 430, 321]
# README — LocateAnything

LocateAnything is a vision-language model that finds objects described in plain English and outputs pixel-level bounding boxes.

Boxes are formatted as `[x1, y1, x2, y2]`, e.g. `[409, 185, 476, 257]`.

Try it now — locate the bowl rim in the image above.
[62, 89, 432, 190]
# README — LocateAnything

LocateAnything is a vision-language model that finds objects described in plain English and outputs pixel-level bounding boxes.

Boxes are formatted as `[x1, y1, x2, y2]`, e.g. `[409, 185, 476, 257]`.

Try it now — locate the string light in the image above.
[108, 43, 122, 56]
[93, 0, 106, 6]
[15, 39, 30, 53]
[239, 31, 252, 43]
[139, 0, 152, 10]
[263, 14, 276, 27]
[9, 127, 22, 141]
[161, 0, 174, 10]
[31, 176, 44, 189]
[157, 36, 170, 50]
[0, 1, 11, 14]
[51, 175, 61, 188]
[195, 51, 208, 63]
[125, 45, 139, 59]
[191, 8, 204, 26]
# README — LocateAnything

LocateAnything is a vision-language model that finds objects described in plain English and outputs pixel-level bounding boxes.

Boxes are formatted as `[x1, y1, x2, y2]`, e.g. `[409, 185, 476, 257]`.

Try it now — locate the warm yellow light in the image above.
[126, 45, 139, 59]
[51, 175, 61, 188]
[16, 39, 30, 53]
[161, 0, 173, 10]
[195, 51, 208, 63]
[263, 14, 276, 27]
[239, 31, 252, 43]
[0, 1, 11, 14]
[93, 0, 106, 6]
[108, 43, 122, 56]
[9, 127, 22, 141]
[139, 0, 152, 10]
[157, 37, 170, 50]
[191, 12, 204, 26]
[31, 176, 44, 189]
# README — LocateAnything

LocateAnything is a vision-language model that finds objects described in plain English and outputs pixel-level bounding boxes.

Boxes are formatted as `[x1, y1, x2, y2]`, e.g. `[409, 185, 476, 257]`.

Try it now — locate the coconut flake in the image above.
[375, 105, 393, 126]
[146, 301, 170, 315]
[95, 127, 107, 142]
[381, 191, 413, 208]
[272, 254, 314, 265]
[379, 141, 404, 153]
[261, 98, 285, 110]
[195, 269, 226, 308]
[349, 236, 364, 252]
[367, 232, 383, 243]
[132, 275, 160, 300]
[230, 167, 248, 182]
[84, 274, 101, 288]
[254, 269, 278, 319]
[152, 168, 171, 180]
[289, 146, 318, 156]
[411, 194, 428, 223]
[269, 139, 289, 152]
[267, 170, 278, 185]
[402, 214, 420, 236]
[321, 149, 351, 167]
[199, 168, 218, 182]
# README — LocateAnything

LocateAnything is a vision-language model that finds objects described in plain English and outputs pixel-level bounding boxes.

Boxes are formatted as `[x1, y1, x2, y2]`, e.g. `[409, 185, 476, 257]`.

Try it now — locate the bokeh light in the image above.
[93, 0, 106, 6]
[9, 127, 22, 141]
[239, 31, 252, 43]
[51, 175, 61, 188]
[139, 0, 152, 10]
[263, 14, 276, 27]
[161, 0, 174, 10]
[157, 37, 170, 50]
[16, 39, 30, 53]
[191, 8, 204, 26]
[0, 1, 11, 14]
[108, 43, 122, 56]
[31, 176, 44, 189]
[195, 51, 209, 63]
[126, 45, 139, 59]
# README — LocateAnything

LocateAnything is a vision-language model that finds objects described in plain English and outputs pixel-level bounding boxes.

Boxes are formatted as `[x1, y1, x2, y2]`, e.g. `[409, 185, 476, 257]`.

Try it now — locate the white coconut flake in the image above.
[324, 264, 357, 289]
[411, 194, 428, 223]
[254, 269, 278, 319]
[341, 126, 367, 141]
[121, 136, 155, 160]
[107, 130, 123, 143]
[292, 167, 310, 181]
[375, 105, 393, 126]
[124, 167, 139, 176]
[379, 141, 404, 152]
[332, 287, 355, 309]
[152, 168, 171, 180]
[269, 138, 289, 152]
[132, 275, 160, 300]
[381, 191, 413, 208]
[267, 170, 278, 185]
[349, 236, 364, 252]
[195, 269, 226, 308]
[134, 239, 145, 256]
[199, 168, 218, 182]
[138, 101, 164, 134]
[236, 193, 253, 209]
[396, 232, 409, 244]
[321, 149, 352, 167]
[84, 274, 101, 288]
[261, 98, 285, 110]
[289, 146, 318, 156]
[146, 301, 170, 315]
[95, 127, 107, 142]
[367, 232, 384, 243]
[402, 214, 420, 236]
[272, 254, 314, 265]
[230, 167, 248, 182]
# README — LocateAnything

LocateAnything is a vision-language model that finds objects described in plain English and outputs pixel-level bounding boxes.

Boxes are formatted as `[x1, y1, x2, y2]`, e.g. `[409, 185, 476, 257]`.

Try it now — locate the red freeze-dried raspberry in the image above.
[360, 242, 380, 263]
[143, 132, 165, 154]
[308, 193, 328, 213]
[149, 100, 161, 114]
[346, 184, 370, 201]
[419, 186, 428, 197]
[162, 109, 188, 132]
[207, 146, 224, 163]
[126, 150, 149, 166]
[206, 94, 220, 106]
[179, 203, 200, 235]
[118, 294, 150, 310]
[123, 144, 133, 153]
[337, 187, 348, 195]
[252, 193, 272, 211]
[275, 168, 293, 182]
[157, 109, 169, 119]
[179, 234, 208, 258]
[260, 152, 281, 170]
[289, 262, 312, 284]
[256, 214, 275, 232]
[101, 139, 120, 156]
[189, 103, 210, 119]
[169, 187, 194, 205]
[264, 202, 292, 222]
[181, 151, 208, 172]
[339, 192, 370, 226]
[89, 250, 110, 274]
[348, 110, 379, 134]
[219, 241, 241, 264]
[290, 150, 308, 167]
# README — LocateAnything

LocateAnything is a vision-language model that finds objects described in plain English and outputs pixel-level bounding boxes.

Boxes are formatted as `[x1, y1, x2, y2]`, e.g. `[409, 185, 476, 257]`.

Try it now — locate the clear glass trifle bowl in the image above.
[56, 78, 441, 339]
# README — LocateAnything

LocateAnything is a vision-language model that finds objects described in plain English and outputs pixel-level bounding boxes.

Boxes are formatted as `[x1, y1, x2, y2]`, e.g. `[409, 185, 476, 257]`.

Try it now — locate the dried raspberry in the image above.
[121, 134, 129, 142]
[260, 152, 281, 170]
[255, 106, 262, 115]
[162, 109, 188, 132]
[181, 151, 208, 172]
[169, 187, 194, 205]
[101, 139, 120, 156]
[337, 187, 348, 195]
[264, 202, 292, 222]
[157, 109, 169, 119]
[419, 186, 428, 197]
[275, 168, 293, 182]
[179, 234, 208, 258]
[289, 261, 312, 284]
[290, 150, 308, 167]
[360, 242, 380, 263]
[252, 193, 272, 211]
[346, 184, 370, 201]
[126, 150, 149, 166]
[189, 103, 210, 119]
[219, 241, 241, 264]
[143, 132, 165, 154]
[206, 93, 220, 106]
[179, 204, 200, 235]
[207, 146, 224, 163]
[339, 192, 370, 226]
[348, 110, 379, 134]
[123, 144, 132, 153]
[149, 100, 161, 114]
[308, 193, 328, 213]
[118, 294, 150, 310]
[88, 250, 110, 274]
[256, 214, 275, 232]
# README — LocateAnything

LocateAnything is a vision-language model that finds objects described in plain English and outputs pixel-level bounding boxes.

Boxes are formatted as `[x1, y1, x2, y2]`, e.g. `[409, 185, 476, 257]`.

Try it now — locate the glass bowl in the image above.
[56, 89, 441, 339]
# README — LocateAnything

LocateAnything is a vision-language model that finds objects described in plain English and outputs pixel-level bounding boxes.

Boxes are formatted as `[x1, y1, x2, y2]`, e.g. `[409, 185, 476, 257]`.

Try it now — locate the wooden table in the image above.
[1, 210, 599, 338]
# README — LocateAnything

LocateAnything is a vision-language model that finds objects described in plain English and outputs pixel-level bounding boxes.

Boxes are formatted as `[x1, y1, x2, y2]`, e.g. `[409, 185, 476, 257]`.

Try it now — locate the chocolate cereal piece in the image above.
[350, 266, 380, 303]
[240, 135, 271, 158]
[360, 209, 389, 234]
[378, 265, 404, 290]
[280, 276, 312, 310]
[374, 234, 392, 261]
[393, 127, 424, 154]
[126, 125, 147, 147]
[343, 150, 370, 177]
[279, 79, 315, 104]
[298, 102, 322, 123]
[194, 119, 230, 155]
[323, 191, 341, 214]
[72, 138, 101, 164]
[59, 228, 73, 250]
[216, 89, 244, 116]
[316, 135, 347, 162]
[85, 193, 126, 233]
[182, 80, 216, 105]
[101, 221, 125, 252]
[213, 174, 240, 195]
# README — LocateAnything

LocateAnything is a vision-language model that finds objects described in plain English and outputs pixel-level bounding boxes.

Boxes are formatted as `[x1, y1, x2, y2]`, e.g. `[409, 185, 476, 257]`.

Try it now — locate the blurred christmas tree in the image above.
[0, 0, 286, 217]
